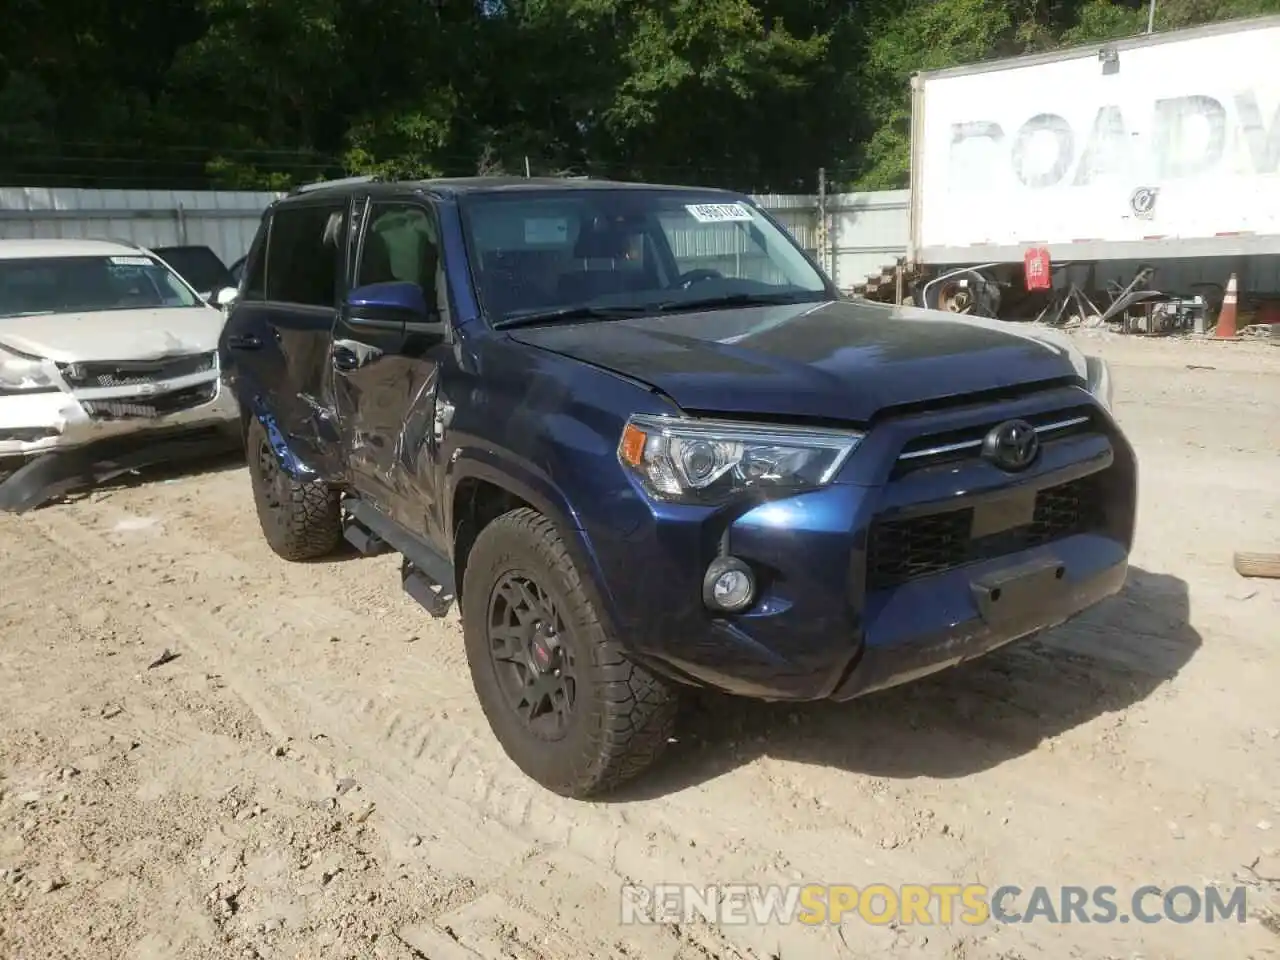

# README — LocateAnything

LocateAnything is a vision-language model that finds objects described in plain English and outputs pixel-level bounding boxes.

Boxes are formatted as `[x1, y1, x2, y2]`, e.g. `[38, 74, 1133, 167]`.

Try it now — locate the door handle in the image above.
[226, 334, 262, 350]
[332, 339, 381, 372]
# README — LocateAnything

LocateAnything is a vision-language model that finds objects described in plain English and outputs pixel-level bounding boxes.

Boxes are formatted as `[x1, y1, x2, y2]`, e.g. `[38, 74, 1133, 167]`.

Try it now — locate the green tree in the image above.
[0, 0, 1276, 191]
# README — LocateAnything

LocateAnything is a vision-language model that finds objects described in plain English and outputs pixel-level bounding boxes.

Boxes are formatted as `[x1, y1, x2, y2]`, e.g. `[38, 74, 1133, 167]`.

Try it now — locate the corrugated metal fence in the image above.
[0, 185, 912, 290]
[0, 187, 281, 268]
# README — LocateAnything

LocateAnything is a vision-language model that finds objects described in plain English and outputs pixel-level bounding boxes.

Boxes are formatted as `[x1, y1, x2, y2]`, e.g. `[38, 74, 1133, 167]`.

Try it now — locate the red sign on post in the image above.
[1024, 247, 1052, 291]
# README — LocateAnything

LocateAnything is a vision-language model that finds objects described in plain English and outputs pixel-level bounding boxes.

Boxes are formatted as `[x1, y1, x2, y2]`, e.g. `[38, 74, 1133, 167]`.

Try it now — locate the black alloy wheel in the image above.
[487, 572, 579, 739]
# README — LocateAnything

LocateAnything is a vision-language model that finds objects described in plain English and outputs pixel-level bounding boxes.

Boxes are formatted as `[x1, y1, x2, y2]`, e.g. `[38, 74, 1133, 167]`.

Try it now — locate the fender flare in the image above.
[241, 392, 323, 482]
[446, 446, 622, 631]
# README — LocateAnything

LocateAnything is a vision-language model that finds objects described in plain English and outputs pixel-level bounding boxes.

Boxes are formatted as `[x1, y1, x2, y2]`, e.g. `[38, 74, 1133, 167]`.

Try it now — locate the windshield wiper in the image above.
[494, 291, 828, 329]
[494, 303, 653, 330]
[649, 291, 827, 314]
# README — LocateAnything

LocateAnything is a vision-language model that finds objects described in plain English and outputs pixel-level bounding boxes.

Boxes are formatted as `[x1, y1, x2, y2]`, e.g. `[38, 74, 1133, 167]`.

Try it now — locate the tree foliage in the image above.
[0, 0, 1274, 191]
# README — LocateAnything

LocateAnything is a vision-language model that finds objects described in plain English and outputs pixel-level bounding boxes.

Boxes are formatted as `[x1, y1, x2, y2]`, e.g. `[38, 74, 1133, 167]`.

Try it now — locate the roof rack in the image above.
[288, 174, 380, 196]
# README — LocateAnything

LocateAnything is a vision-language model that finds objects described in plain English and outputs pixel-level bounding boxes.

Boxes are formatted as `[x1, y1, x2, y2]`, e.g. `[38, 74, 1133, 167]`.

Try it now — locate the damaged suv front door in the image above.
[331, 195, 451, 542]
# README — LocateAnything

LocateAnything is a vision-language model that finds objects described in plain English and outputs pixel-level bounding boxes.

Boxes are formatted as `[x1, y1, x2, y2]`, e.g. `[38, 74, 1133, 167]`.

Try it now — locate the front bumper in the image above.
[589, 385, 1137, 702]
[829, 547, 1127, 700]
[0, 373, 238, 462]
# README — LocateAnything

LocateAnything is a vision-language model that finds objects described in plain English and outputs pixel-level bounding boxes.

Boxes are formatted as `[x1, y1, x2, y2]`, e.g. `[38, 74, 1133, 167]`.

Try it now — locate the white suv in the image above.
[0, 238, 239, 490]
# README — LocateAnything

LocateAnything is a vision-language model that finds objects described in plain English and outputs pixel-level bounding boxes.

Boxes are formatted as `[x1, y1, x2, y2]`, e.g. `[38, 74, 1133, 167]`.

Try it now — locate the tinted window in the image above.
[240, 217, 268, 300]
[240, 227, 267, 302]
[0, 255, 201, 318]
[266, 202, 347, 306]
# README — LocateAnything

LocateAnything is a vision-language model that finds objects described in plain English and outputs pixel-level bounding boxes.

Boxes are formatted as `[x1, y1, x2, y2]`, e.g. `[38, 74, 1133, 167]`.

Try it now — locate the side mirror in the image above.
[345, 281, 440, 333]
[214, 286, 239, 308]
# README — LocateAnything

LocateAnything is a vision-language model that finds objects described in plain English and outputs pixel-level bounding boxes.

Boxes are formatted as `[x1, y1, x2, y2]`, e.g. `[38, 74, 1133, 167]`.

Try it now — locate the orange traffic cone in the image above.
[1215, 273, 1239, 338]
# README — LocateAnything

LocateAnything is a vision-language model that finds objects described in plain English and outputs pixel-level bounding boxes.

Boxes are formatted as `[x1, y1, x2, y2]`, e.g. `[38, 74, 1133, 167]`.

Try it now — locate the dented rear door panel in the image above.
[221, 200, 352, 478]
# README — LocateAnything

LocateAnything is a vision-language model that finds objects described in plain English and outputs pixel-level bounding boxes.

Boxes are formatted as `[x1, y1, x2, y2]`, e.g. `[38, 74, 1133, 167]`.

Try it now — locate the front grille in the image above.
[1029, 478, 1090, 543]
[893, 406, 1096, 476]
[81, 382, 217, 421]
[59, 352, 216, 389]
[866, 476, 1101, 590]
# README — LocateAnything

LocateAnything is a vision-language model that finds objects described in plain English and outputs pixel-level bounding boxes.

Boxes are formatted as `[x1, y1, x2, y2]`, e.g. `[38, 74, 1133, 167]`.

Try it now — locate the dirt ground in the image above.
[2, 330, 1279, 960]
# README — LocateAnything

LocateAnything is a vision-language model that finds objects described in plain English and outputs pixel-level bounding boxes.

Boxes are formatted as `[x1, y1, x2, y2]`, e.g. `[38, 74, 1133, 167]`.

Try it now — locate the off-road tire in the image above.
[462, 507, 679, 798]
[246, 417, 342, 562]
[1233, 551, 1280, 580]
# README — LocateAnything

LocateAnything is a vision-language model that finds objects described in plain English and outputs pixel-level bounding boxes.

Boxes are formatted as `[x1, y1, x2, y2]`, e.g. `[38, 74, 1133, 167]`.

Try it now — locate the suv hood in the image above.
[507, 298, 1087, 422]
[0, 306, 224, 363]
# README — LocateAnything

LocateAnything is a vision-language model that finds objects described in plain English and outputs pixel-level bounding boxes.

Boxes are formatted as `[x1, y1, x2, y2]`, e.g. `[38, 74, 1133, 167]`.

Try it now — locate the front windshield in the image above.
[458, 189, 831, 324]
[0, 255, 202, 318]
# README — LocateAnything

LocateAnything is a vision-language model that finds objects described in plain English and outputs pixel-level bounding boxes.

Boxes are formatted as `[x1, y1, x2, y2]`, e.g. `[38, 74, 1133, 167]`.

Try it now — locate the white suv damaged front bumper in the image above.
[0, 350, 239, 464]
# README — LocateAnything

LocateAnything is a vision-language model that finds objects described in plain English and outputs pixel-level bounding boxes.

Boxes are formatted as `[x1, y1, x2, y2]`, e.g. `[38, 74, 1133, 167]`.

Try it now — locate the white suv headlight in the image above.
[618, 414, 863, 504]
[1085, 355, 1112, 411]
[0, 349, 57, 395]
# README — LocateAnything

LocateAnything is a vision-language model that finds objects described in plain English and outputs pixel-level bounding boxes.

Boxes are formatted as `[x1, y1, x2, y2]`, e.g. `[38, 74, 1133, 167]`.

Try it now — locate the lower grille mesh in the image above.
[82, 382, 217, 421]
[866, 476, 1101, 590]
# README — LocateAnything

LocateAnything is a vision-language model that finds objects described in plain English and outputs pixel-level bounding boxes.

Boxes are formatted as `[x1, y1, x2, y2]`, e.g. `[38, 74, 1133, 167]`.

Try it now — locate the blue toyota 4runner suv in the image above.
[218, 176, 1136, 799]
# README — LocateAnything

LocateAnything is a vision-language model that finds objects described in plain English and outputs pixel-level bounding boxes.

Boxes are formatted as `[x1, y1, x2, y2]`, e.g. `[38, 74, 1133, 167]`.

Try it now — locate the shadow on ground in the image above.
[615, 566, 1199, 800]
[0, 433, 246, 515]
[61, 446, 247, 498]
[49, 444, 372, 564]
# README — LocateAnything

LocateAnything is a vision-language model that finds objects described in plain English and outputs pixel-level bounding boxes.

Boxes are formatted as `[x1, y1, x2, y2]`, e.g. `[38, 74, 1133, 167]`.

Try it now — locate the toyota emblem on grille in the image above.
[981, 419, 1040, 471]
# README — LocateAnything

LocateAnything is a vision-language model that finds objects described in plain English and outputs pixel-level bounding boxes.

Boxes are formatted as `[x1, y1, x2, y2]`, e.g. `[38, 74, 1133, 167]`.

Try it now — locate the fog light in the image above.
[702, 556, 756, 612]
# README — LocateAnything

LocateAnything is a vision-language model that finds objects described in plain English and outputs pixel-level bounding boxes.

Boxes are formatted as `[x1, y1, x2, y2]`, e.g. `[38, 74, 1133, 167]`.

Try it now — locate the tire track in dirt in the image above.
[112, 467, 470, 674]
[36, 480, 1280, 959]
[30, 497, 1051, 960]
[32, 507, 805, 959]
[0, 518, 417, 960]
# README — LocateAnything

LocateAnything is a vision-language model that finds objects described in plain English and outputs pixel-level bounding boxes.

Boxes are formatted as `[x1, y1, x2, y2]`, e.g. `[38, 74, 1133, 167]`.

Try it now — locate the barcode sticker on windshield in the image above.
[685, 203, 753, 223]
[109, 255, 153, 266]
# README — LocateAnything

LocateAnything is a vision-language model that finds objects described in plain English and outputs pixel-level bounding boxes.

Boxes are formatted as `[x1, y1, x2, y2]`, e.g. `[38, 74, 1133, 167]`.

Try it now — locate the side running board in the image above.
[341, 496, 456, 618]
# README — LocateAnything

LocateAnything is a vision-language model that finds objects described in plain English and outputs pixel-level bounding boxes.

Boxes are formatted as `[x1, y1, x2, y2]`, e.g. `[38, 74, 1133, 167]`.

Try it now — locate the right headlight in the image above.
[0, 348, 58, 395]
[617, 413, 863, 504]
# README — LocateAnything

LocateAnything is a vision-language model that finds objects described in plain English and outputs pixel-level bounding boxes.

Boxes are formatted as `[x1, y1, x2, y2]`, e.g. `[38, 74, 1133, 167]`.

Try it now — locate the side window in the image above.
[240, 219, 268, 301]
[356, 202, 441, 308]
[265, 202, 347, 306]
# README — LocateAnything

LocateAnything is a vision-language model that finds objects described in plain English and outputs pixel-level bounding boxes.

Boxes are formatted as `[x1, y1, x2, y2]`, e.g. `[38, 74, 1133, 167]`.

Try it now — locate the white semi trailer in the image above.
[895, 14, 1280, 318]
